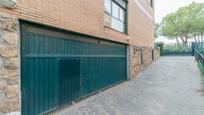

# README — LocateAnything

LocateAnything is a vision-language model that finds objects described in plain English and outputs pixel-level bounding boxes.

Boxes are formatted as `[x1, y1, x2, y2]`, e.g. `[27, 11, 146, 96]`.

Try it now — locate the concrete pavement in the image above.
[52, 57, 204, 115]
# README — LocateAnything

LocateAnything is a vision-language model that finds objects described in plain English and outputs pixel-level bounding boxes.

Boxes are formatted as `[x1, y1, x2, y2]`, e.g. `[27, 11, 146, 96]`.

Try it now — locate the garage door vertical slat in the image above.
[54, 58, 59, 108]
[28, 34, 34, 114]
[34, 59, 38, 114]
[44, 59, 48, 110]
[20, 23, 27, 115]
[21, 22, 127, 115]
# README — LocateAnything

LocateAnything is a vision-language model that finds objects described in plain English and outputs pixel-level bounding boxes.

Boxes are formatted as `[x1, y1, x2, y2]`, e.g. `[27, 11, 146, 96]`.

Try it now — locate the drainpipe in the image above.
[0, 0, 16, 8]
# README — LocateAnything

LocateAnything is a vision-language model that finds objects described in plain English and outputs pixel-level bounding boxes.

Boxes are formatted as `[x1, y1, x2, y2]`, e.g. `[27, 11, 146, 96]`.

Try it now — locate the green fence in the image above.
[194, 43, 204, 80]
[195, 49, 204, 79]
[160, 42, 193, 56]
[195, 43, 204, 52]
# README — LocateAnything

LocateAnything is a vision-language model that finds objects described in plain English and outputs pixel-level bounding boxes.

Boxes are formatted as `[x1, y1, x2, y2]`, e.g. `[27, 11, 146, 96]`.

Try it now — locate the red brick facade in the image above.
[0, 0, 156, 113]
[0, 0, 154, 46]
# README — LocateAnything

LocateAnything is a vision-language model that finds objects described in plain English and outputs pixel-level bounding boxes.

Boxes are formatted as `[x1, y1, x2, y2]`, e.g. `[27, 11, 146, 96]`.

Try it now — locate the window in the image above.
[104, 0, 127, 33]
[105, 0, 111, 14]
[119, 8, 125, 21]
[111, 18, 124, 32]
[112, 2, 119, 18]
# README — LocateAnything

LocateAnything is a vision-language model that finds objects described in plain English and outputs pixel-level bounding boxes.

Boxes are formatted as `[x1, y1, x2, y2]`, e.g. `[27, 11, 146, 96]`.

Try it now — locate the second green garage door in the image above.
[20, 21, 127, 115]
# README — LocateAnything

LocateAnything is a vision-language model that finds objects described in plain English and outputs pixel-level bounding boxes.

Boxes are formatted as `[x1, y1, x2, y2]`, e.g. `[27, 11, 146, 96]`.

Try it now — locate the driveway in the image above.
[52, 57, 204, 115]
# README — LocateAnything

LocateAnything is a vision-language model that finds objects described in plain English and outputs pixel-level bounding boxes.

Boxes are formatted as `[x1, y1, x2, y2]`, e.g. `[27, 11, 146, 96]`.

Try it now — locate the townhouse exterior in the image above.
[0, 0, 159, 114]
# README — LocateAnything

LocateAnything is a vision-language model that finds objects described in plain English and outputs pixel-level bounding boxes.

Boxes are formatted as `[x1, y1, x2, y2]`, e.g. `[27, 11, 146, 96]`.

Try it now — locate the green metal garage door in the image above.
[20, 21, 127, 115]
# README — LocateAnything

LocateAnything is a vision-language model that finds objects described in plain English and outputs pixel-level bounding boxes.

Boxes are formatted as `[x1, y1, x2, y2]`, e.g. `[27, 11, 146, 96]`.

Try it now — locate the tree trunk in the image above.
[180, 35, 185, 45]
[194, 35, 198, 44]
[201, 32, 203, 44]
[184, 35, 188, 47]
[176, 37, 181, 50]
[197, 34, 201, 44]
[184, 38, 188, 48]
[184, 33, 189, 51]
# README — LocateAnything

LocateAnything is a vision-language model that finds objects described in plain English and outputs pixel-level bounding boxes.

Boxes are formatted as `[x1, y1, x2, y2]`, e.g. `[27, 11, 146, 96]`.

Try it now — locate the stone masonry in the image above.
[129, 45, 143, 79]
[129, 45, 159, 79]
[154, 48, 160, 60]
[142, 47, 153, 68]
[0, 15, 19, 114]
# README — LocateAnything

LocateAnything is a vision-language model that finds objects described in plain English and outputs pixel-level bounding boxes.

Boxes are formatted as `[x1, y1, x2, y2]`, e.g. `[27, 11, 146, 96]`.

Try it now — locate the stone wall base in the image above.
[0, 15, 19, 114]
[154, 48, 160, 60]
[129, 45, 160, 79]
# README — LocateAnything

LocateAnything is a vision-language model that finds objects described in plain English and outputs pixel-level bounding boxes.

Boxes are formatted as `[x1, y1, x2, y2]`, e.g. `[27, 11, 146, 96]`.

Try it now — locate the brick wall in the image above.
[0, 0, 154, 47]
[128, 0, 154, 47]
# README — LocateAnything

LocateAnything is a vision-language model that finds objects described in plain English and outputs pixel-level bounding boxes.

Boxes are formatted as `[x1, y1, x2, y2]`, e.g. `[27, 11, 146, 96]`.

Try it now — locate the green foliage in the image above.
[189, 3, 204, 37]
[160, 2, 204, 45]
[160, 13, 178, 38]
[195, 49, 204, 81]
[157, 42, 164, 51]
[197, 44, 204, 52]
[154, 23, 160, 39]
[197, 61, 204, 81]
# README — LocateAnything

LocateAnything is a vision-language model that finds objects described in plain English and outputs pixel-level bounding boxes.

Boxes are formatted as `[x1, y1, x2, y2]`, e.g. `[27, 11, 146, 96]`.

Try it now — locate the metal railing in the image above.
[160, 42, 194, 56]
[195, 49, 204, 64]
[194, 49, 204, 76]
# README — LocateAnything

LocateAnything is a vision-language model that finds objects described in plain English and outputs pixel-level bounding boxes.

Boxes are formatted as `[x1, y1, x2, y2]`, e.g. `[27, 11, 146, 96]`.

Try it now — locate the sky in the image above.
[155, 0, 204, 23]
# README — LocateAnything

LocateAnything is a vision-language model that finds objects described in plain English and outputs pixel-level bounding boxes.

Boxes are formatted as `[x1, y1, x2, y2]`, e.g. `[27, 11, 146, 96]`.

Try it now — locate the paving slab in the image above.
[52, 57, 204, 115]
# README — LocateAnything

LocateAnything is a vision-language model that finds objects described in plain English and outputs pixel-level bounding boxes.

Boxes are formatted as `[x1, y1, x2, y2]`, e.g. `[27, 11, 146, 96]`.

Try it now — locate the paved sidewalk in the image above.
[52, 57, 204, 115]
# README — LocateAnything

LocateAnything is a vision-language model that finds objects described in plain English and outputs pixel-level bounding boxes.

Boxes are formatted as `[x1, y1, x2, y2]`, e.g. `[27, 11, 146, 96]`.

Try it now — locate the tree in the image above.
[160, 2, 204, 47]
[160, 13, 182, 48]
[154, 23, 160, 39]
[189, 3, 204, 44]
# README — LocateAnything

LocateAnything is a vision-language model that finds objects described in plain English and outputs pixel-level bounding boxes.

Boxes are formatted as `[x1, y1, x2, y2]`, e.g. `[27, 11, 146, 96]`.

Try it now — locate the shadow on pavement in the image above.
[199, 82, 204, 96]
